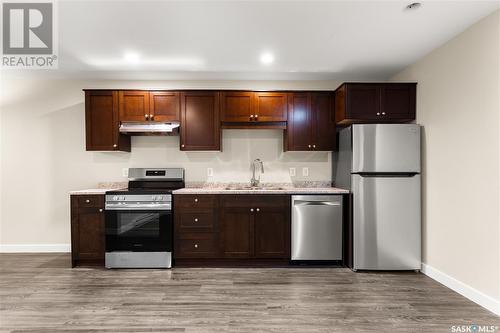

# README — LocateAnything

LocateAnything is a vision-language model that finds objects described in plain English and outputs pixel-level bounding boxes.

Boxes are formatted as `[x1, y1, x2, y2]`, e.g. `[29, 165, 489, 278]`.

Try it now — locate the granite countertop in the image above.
[173, 182, 349, 195]
[69, 182, 127, 195]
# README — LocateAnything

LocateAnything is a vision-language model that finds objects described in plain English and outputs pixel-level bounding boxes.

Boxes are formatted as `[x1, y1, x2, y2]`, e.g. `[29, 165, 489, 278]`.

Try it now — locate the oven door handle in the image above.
[105, 203, 172, 210]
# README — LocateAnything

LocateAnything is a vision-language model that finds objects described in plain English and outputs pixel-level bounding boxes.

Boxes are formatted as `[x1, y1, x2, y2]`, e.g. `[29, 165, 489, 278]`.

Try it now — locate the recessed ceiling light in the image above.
[406, 2, 421, 10]
[260, 52, 274, 65]
[123, 52, 140, 64]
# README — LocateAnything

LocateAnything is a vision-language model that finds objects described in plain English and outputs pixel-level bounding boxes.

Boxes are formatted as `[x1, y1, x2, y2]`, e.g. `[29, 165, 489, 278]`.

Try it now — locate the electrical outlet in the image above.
[289, 167, 296, 177]
[302, 167, 309, 177]
[207, 168, 214, 177]
[122, 168, 129, 177]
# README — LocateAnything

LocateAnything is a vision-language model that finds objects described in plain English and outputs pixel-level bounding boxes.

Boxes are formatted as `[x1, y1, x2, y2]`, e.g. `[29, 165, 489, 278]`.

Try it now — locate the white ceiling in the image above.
[8, 0, 500, 80]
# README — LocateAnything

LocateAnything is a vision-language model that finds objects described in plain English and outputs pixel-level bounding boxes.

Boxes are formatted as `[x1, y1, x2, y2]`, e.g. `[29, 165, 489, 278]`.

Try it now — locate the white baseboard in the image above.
[0, 244, 71, 253]
[421, 263, 500, 316]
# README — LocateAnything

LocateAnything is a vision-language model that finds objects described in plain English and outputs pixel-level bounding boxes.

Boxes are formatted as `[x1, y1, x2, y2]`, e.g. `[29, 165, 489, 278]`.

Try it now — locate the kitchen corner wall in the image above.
[391, 10, 500, 310]
[0, 78, 340, 246]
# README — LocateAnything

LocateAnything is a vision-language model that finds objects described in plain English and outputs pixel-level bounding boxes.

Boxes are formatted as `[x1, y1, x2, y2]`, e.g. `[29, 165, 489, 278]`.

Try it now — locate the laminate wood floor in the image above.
[0, 254, 498, 333]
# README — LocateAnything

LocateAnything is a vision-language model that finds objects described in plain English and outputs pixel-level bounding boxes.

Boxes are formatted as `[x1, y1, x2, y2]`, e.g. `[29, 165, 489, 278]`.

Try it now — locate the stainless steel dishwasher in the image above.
[291, 195, 343, 261]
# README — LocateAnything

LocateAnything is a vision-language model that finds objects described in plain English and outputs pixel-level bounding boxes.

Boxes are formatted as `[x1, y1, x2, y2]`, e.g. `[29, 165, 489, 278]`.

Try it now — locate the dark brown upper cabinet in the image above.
[180, 91, 221, 151]
[253, 92, 287, 122]
[335, 83, 416, 125]
[84, 90, 131, 152]
[149, 91, 180, 122]
[119, 90, 180, 122]
[220, 91, 254, 122]
[119, 90, 150, 122]
[220, 91, 287, 124]
[285, 92, 336, 151]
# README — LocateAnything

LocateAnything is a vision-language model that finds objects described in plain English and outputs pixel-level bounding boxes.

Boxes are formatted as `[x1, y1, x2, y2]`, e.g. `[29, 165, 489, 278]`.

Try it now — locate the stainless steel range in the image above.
[105, 168, 184, 268]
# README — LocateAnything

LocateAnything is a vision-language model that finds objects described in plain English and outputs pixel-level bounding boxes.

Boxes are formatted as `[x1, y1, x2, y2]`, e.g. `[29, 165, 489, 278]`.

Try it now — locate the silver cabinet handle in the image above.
[250, 208, 254, 212]
[99, 209, 103, 212]
[308, 145, 311, 148]
[194, 244, 198, 248]
[113, 144, 117, 148]
[382, 112, 386, 115]
[85, 199, 90, 203]
[194, 218, 198, 222]
[312, 145, 316, 148]
[250, 115, 254, 119]
[255, 114, 258, 119]
[181, 144, 185, 148]
[194, 198, 198, 202]
[256, 208, 260, 212]
[145, 114, 149, 119]
[376, 112, 381, 116]
[149, 114, 154, 120]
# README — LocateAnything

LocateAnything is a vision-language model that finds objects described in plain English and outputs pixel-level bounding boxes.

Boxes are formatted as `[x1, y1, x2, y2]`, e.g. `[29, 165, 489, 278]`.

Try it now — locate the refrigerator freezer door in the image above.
[352, 124, 421, 173]
[352, 174, 421, 270]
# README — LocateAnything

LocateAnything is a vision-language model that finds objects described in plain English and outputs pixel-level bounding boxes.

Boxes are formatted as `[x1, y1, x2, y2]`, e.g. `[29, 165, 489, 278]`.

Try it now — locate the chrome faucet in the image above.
[250, 158, 264, 187]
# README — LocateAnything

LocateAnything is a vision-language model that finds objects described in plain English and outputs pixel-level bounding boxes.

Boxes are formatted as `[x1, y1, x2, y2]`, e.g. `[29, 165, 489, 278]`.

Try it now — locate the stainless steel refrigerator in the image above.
[335, 124, 421, 270]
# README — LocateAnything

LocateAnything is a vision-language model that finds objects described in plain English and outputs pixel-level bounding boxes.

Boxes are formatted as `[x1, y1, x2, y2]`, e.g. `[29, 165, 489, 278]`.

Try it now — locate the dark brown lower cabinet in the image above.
[70, 195, 105, 267]
[173, 194, 290, 264]
[220, 195, 290, 260]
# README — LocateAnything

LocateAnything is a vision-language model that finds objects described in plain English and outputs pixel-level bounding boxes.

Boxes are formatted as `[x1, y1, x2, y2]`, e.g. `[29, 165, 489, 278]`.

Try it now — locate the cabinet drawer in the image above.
[253, 195, 288, 208]
[175, 195, 216, 208]
[221, 195, 289, 208]
[77, 195, 103, 208]
[178, 211, 214, 230]
[176, 233, 217, 258]
[220, 195, 253, 208]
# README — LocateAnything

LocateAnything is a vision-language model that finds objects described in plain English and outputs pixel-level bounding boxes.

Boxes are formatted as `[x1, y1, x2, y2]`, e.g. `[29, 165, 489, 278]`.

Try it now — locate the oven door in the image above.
[105, 209, 172, 252]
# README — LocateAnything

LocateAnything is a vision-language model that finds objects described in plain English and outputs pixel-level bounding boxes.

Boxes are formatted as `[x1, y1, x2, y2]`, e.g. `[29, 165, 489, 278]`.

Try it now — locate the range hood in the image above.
[119, 122, 180, 136]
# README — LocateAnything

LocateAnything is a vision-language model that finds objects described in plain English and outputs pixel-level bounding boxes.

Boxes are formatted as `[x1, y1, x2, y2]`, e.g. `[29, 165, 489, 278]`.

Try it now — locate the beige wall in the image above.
[0, 78, 340, 246]
[392, 11, 500, 301]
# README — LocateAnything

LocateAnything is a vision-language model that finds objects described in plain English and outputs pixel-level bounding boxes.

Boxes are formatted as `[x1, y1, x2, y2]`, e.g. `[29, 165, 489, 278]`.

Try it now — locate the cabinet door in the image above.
[220, 208, 254, 258]
[180, 91, 221, 151]
[346, 84, 380, 120]
[119, 91, 150, 122]
[220, 91, 254, 122]
[149, 91, 180, 122]
[312, 92, 336, 151]
[380, 84, 416, 120]
[286, 93, 312, 151]
[254, 92, 287, 122]
[85, 91, 130, 151]
[254, 208, 289, 258]
[73, 207, 105, 261]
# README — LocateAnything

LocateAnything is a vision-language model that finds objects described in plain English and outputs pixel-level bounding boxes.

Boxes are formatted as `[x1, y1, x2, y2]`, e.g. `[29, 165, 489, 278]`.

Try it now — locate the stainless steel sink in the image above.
[224, 186, 286, 191]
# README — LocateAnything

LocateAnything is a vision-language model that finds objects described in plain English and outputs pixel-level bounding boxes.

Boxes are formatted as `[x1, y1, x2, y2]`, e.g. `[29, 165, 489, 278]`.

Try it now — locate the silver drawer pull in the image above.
[194, 244, 198, 248]
[99, 209, 103, 212]
[256, 208, 260, 212]
[194, 198, 198, 202]
[194, 218, 198, 222]
[85, 199, 90, 203]
[250, 208, 254, 212]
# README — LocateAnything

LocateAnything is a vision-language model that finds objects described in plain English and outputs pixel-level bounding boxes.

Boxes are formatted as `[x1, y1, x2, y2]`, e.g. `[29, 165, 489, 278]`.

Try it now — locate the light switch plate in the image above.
[302, 167, 309, 177]
[207, 168, 214, 177]
[122, 168, 128, 177]
[289, 167, 296, 177]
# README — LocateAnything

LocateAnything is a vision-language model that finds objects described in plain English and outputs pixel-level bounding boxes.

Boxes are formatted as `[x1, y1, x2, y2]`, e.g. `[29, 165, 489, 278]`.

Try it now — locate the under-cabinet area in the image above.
[84, 83, 416, 152]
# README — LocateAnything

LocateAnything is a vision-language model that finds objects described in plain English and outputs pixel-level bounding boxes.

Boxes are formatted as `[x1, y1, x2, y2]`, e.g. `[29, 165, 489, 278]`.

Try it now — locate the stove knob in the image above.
[113, 196, 118, 201]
